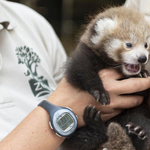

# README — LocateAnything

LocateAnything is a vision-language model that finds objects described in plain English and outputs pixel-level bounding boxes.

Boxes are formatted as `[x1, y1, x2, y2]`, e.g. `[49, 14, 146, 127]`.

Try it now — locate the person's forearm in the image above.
[0, 78, 95, 150]
[0, 106, 65, 150]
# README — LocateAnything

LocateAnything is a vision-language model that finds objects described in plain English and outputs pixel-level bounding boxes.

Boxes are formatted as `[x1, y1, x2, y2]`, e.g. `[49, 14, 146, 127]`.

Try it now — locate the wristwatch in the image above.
[38, 100, 78, 138]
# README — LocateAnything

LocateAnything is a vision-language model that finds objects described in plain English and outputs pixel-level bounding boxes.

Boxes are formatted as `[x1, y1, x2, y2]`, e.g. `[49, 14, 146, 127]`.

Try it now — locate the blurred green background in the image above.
[9, 0, 125, 54]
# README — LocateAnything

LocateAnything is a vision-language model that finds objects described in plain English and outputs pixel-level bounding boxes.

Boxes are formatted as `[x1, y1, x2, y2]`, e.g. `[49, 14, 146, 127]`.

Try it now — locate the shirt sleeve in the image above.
[48, 24, 67, 85]
[32, 14, 68, 85]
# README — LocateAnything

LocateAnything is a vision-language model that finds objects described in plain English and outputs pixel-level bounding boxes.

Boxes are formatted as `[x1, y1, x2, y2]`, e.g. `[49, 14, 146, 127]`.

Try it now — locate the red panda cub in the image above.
[61, 6, 150, 150]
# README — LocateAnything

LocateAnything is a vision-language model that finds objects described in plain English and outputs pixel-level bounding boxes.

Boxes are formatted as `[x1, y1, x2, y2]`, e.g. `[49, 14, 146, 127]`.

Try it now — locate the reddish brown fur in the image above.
[99, 123, 135, 150]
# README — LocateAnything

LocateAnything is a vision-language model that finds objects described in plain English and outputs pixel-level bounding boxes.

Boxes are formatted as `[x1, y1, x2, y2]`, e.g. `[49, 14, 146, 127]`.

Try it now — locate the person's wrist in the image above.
[46, 78, 94, 128]
[46, 91, 84, 128]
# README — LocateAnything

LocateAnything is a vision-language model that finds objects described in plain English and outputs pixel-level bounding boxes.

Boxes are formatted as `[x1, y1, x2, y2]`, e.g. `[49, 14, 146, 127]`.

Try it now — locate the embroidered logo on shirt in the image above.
[16, 46, 53, 101]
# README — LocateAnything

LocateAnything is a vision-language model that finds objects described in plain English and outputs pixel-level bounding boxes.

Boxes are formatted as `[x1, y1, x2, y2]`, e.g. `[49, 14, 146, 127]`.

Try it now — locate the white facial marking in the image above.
[105, 39, 122, 61]
[91, 18, 116, 45]
[145, 15, 150, 25]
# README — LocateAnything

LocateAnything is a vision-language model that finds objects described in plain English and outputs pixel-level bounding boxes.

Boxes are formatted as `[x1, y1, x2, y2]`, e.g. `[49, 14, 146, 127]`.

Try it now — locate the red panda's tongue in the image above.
[125, 64, 139, 72]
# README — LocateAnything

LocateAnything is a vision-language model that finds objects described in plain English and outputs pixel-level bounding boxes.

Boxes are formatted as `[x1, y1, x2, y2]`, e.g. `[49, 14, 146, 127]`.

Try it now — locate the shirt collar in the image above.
[0, 0, 16, 30]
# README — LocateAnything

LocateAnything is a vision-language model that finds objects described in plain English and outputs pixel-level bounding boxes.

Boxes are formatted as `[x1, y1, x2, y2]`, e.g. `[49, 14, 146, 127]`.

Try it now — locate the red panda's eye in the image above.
[145, 43, 148, 48]
[126, 43, 132, 48]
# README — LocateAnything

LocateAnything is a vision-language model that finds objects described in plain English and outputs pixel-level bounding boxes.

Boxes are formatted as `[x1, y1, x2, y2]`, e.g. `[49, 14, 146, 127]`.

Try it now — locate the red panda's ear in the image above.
[145, 15, 150, 25]
[125, 0, 150, 15]
[124, 0, 139, 10]
[90, 18, 117, 45]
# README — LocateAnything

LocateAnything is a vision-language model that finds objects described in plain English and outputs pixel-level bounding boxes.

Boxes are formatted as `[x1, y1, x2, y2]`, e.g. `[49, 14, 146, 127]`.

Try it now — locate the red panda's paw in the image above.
[83, 105, 104, 129]
[126, 122, 147, 140]
[91, 90, 110, 105]
[138, 69, 149, 78]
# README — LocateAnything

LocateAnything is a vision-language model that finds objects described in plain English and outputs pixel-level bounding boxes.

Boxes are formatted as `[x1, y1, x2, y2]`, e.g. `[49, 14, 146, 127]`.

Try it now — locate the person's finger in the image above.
[110, 95, 143, 109]
[95, 95, 143, 114]
[98, 68, 123, 80]
[101, 109, 123, 122]
[114, 77, 150, 94]
[95, 104, 115, 114]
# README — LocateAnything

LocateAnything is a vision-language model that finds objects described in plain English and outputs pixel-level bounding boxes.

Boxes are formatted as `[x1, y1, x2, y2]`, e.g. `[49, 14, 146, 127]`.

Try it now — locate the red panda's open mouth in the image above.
[124, 63, 140, 73]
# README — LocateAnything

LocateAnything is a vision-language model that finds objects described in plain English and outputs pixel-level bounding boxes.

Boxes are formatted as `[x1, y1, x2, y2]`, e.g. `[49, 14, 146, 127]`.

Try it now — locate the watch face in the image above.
[57, 113, 74, 131]
[38, 100, 78, 137]
[52, 108, 78, 137]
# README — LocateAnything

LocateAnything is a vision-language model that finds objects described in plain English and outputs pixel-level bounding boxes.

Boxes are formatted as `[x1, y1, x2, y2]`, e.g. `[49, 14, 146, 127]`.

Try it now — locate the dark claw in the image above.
[92, 90, 100, 102]
[144, 72, 148, 78]
[126, 122, 134, 129]
[138, 73, 142, 78]
[94, 111, 101, 121]
[139, 130, 146, 137]
[84, 105, 92, 117]
[89, 106, 97, 118]
[134, 126, 142, 132]
[101, 93, 110, 105]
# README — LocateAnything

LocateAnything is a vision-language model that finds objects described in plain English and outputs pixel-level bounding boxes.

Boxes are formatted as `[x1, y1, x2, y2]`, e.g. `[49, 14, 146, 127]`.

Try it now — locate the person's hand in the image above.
[47, 69, 150, 127]
[97, 68, 150, 122]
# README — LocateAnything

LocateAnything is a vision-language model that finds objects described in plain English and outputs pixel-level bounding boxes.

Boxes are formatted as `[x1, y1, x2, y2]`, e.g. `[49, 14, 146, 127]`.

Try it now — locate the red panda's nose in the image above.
[138, 56, 147, 63]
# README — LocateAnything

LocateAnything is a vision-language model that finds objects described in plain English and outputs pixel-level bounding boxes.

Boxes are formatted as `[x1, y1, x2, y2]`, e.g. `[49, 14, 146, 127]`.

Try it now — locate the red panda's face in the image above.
[99, 37, 150, 76]
[121, 43, 150, 76]
[81, 7, 150, 76]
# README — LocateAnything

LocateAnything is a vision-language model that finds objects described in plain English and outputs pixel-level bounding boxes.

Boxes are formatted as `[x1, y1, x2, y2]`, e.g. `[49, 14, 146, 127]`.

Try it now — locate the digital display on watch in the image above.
[57, 113, 73, 131]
